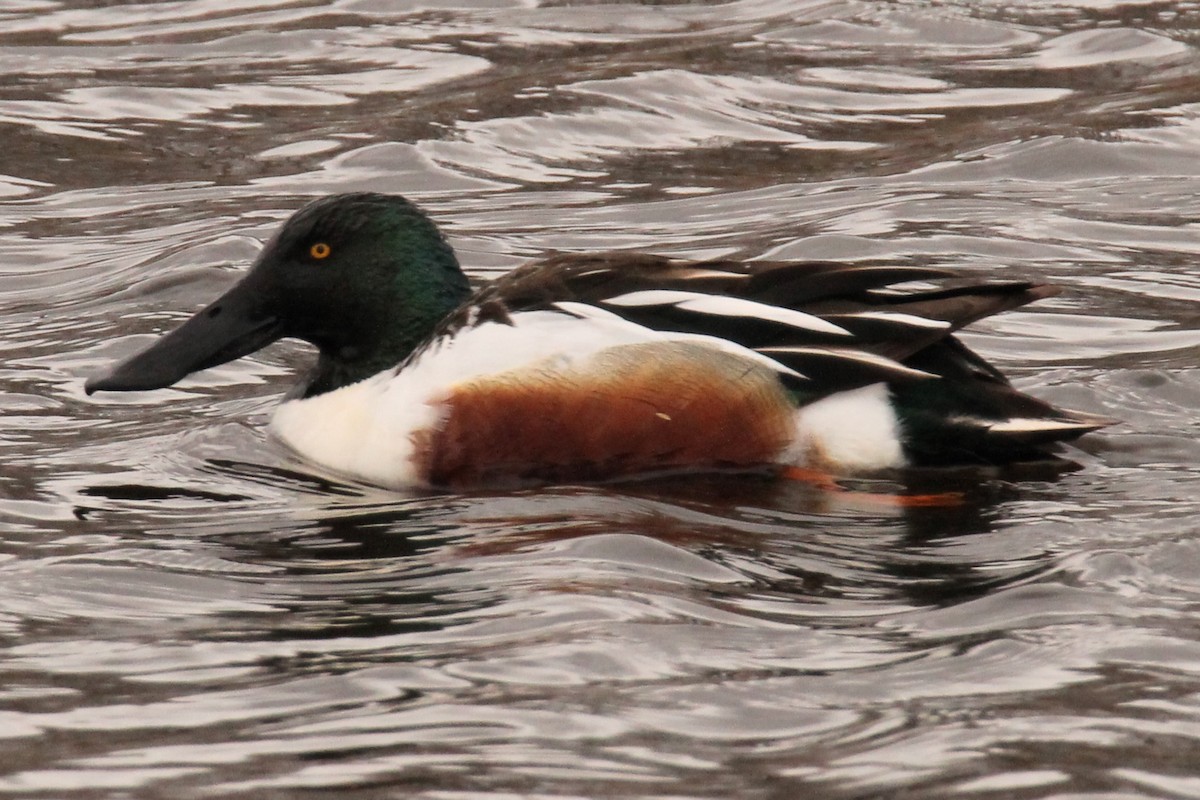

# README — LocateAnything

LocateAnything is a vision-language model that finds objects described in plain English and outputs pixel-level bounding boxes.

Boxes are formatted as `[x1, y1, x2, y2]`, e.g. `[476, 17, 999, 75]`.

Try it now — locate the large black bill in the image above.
[85, 277, 282, 395]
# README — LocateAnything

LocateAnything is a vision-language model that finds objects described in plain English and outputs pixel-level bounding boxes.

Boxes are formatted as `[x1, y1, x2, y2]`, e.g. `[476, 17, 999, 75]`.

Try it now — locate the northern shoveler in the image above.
[85, 192, 1112, 489]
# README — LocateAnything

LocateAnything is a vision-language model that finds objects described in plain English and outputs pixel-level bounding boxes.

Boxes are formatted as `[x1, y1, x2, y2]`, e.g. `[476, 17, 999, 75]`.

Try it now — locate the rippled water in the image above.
[2, 1, 1200, 797]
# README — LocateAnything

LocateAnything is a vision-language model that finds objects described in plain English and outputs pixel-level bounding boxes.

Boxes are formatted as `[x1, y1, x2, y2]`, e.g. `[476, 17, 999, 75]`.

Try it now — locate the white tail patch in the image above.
[787, 384, 906, 471]
[601, 290, 851, 337]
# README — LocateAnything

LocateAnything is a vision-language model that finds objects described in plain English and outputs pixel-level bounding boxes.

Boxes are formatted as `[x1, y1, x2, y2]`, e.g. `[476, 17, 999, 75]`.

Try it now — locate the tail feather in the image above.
[893, 338, 1113, 465]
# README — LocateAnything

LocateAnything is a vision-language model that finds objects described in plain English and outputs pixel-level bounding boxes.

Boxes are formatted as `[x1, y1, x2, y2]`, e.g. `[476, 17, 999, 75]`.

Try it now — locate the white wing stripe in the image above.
[551, 302, 808, 380]
[758, 346, 937, 380]
[602, 290, 850, 336]
[674, 334, 808, 380]
[835, 310, 952, 330]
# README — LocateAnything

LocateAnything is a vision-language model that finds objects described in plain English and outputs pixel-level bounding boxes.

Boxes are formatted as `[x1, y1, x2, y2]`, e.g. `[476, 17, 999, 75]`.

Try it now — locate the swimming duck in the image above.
[85, 192, 1111, 489]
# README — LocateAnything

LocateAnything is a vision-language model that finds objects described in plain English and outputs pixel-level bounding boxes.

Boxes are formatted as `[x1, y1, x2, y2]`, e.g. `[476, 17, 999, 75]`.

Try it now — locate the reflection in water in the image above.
[0, 0, 1199, 797]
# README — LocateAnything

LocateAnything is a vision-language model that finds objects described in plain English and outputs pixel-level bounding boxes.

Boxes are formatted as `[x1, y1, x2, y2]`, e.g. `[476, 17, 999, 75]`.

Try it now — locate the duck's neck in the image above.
[300, 247, 472, 399]
[302, 348, 408, 398]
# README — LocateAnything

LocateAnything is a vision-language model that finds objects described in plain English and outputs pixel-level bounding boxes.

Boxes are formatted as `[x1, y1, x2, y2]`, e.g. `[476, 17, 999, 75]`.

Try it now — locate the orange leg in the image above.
[778, 465, 843, 492]
[780, 465, 965, 508]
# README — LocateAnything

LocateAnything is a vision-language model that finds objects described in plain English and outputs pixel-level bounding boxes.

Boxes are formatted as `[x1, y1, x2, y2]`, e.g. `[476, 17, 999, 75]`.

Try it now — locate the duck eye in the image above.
[309, 242, 332, 260]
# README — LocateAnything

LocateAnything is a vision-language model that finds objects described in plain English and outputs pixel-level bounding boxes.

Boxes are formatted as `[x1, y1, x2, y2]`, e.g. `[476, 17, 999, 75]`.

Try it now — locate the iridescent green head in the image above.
[86, 193, 472, 397]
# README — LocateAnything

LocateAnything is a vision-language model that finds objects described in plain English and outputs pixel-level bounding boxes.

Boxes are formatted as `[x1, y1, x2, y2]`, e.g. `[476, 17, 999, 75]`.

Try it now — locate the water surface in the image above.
[2, 1, 1200, 797]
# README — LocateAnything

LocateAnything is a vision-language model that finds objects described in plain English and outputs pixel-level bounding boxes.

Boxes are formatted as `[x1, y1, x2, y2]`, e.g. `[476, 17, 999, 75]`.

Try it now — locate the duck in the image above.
[85, 192, 1112, 490]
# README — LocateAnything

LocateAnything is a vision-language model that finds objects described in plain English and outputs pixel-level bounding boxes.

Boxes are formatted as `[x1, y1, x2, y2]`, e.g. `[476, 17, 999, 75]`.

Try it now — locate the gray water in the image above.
[2, 1, 1200, 797]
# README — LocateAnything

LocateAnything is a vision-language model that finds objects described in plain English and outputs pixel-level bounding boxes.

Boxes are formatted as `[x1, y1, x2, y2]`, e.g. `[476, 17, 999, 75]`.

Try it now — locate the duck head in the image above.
[85, 193, 471, 397]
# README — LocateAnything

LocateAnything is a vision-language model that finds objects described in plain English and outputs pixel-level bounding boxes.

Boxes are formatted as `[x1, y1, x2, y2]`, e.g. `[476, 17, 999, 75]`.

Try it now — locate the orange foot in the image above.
[780, 466, 966, 508]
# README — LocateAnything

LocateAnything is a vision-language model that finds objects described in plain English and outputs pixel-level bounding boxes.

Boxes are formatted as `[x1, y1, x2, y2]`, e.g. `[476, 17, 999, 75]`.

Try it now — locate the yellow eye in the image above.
[309, 242, 331, 260]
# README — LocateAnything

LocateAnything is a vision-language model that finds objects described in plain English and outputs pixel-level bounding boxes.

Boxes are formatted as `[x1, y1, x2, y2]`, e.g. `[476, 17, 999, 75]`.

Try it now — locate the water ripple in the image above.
[1, 0, 1199, 798]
